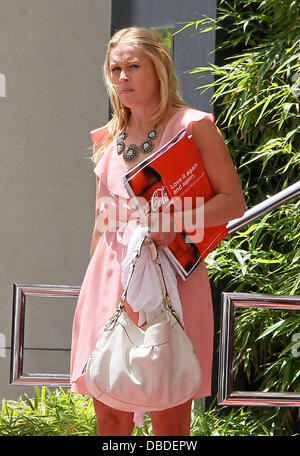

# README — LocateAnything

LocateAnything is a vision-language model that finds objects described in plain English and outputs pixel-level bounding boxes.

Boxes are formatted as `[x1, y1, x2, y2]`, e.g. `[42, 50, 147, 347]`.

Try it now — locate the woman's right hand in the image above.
[147, 211, 176, 250]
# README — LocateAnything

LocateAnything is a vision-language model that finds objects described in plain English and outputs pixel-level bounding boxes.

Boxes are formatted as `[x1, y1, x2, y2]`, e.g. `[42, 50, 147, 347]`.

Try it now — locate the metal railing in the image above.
[218, 179, 300, 407]
[227, 180, 300, 234]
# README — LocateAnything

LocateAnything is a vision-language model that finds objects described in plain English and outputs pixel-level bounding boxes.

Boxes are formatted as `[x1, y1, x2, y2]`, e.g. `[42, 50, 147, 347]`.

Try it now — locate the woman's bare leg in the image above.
[93, 398, 135, 436]
[150, 399, 193, 436]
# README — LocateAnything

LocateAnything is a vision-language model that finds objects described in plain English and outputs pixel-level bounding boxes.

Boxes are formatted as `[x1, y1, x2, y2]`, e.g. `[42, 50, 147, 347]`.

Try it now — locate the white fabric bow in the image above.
[121, 225, 183, 327]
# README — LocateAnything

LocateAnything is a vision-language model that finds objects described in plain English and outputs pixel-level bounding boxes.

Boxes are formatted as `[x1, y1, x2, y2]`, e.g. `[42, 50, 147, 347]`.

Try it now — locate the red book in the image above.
[123, 129, 229, 280]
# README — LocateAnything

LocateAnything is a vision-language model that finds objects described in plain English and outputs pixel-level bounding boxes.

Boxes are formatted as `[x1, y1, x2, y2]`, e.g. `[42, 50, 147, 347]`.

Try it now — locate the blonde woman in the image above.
[70, 26, 245, 436]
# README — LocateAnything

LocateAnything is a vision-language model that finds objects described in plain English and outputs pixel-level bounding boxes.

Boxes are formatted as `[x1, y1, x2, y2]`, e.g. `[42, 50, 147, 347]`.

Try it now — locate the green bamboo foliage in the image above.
[181, 0, 300, 291]
[183, 0, 300, 204]
[233, 308, 300, 392]
[0, 387, 276, 436]
[180, 0, 299, 434]
[0, 387, 97, 436]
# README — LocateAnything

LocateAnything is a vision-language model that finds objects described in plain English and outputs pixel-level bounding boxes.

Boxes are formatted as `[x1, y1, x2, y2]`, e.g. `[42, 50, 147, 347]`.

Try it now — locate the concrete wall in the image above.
[0, 0, 111, 400]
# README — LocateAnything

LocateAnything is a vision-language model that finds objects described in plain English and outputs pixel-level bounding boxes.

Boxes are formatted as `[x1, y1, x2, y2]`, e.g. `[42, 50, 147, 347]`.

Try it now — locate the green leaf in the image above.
[256, 320, 286, 340]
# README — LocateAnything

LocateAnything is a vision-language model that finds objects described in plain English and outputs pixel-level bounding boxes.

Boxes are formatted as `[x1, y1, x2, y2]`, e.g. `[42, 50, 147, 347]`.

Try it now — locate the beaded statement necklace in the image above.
[116, 125, 159, 162]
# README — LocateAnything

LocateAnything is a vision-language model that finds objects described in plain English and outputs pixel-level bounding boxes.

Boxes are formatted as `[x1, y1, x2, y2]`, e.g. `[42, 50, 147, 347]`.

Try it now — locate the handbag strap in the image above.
[120, 234, 172, 311]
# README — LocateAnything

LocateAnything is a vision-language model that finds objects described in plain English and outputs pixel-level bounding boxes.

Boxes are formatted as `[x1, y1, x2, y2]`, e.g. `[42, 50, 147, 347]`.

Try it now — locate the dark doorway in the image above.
[111, 0, 217, 112]
[111, 0, 221, 410]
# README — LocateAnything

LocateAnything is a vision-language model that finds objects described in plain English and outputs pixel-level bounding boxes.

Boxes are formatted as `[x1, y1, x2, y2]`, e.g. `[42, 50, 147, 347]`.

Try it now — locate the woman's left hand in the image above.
[147, 211, 176, 250]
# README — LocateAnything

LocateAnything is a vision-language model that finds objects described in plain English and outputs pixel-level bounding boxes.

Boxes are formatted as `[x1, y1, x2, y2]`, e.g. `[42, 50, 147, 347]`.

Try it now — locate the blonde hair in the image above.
[91, 26, 186, 164]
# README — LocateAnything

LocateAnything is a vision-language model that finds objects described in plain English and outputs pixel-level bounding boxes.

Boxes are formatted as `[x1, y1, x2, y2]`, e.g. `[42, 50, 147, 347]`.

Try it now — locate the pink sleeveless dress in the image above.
[70, 106, 215, 401]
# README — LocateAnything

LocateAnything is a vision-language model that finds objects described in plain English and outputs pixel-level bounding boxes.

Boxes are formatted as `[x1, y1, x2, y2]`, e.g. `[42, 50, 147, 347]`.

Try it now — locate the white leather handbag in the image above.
[84, 235, 201, 412]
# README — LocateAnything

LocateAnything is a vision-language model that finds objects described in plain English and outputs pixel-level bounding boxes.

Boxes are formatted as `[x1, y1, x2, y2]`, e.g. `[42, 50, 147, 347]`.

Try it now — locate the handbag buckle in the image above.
[170, 307, 184, 329]
[104, 301, 124, 332]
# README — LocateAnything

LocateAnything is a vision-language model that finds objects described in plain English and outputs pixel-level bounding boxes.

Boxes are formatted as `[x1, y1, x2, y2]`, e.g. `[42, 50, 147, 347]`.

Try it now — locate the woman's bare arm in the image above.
[180, 117, 245, 231]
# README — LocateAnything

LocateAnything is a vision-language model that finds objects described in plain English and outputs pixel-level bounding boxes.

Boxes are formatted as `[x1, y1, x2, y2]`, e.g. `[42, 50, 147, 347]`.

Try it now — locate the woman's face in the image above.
[108, 43, 160, 110]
